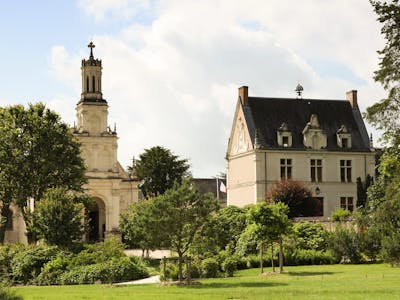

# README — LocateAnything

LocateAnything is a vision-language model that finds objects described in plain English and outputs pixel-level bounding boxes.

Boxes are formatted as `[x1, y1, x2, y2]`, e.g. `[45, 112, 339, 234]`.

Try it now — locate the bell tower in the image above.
[75, 42, 109, 135]
[74, 42, 118, 173]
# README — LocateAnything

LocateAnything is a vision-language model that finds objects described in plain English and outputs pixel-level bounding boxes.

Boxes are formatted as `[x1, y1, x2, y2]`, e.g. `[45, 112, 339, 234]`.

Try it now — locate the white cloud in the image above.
[51, 0, 387, 176]
[77, 0, 150, 22]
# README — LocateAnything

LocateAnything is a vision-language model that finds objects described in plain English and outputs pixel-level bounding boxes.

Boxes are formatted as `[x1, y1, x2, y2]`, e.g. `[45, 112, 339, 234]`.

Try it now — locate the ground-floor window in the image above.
[314, 197, 324, 216]
[340, 196, 354, 212]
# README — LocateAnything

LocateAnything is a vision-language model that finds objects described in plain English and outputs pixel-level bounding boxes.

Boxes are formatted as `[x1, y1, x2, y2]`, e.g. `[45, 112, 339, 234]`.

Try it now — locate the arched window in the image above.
[92, 76, 95, 92]
[86, 76, 89, 92]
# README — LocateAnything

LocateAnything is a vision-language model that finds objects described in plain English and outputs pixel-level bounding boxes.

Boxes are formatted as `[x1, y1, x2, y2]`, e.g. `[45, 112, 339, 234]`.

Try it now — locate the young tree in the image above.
[247, 202, 291, 273]
[133, 146, 191, 198]
[267, 180, 318, 218]
[32, 187, 87, 249]
[191, 205, 247, 256]
[151, 179, 219, 282]
[0, 104, 87, 243]
[120, 200, 159, 256]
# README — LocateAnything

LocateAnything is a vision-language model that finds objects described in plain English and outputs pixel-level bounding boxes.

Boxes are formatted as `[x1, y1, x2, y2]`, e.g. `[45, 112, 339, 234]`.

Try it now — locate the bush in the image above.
[61, 256, 149, 284]
[0, 285, 23, 300]
[329, 226, 362, 264]
[37, 255, 71, 285]
[201, 258, 220, 278]
[0, 244, 26, 283]
[331, 208, 352, 222]
[381, 232, 400, 266]
[284, 249, 339, 266]
[159, 260, 179, 281]
[288, 222, 329, 251]
[11, 245, 58, 284]
[70, 237, 125, 267]
[221, 257, 237, 277]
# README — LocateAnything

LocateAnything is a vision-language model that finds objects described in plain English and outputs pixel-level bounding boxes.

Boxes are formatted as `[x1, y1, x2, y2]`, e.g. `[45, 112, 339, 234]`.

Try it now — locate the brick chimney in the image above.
[346, 90, 358, 108]
[239, 86, 248, 105]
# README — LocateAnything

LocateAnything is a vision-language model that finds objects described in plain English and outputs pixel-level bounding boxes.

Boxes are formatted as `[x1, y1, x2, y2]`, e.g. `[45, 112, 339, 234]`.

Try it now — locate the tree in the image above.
[120, 200, 159, 257]
[0, 103, 87, 243]
[191, 205, 247, 256]
[267, 180, 318, 218]
[356, 175, 373, 209]
[366, 0, 400, 147]
[133, 146, 191, 198]
[150, 179, 219, 282]
[32, 188, 86, 249]
[247, 202, 291, 273]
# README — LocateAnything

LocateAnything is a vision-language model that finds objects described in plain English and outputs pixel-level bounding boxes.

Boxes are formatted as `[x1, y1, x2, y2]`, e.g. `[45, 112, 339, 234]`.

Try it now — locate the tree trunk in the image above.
[178, 253, 183, 282]
[260, 241, 264, 274]
[0, 203, 10, 244]
[271, 242, 275, 273]
[279, 239, 284, 273]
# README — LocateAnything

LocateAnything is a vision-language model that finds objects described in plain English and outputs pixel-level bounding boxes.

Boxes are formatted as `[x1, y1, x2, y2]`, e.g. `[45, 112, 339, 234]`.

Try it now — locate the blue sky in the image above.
[0, 0, 387, 177]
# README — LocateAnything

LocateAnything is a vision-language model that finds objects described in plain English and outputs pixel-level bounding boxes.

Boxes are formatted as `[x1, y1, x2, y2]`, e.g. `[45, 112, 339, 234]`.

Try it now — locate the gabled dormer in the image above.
[302, 114, 327, 149]
[337, 125, 351, 149]
[277, 122, 292, 147]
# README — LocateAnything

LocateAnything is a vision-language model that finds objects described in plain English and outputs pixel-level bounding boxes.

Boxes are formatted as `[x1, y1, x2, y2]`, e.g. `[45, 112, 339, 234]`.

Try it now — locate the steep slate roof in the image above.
[243, 97, 371, 152]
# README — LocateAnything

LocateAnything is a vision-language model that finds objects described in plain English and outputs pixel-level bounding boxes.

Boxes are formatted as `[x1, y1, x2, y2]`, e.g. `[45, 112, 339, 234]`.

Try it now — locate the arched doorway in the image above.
[87, 197, 106, 242]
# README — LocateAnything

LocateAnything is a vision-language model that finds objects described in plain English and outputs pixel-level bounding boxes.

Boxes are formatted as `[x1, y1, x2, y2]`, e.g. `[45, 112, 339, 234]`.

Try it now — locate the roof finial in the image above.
[254, 128, 261, 149]
[370, 133, 374, 148]
[295, 83, 304, 99]
[88, 41, 95, 59]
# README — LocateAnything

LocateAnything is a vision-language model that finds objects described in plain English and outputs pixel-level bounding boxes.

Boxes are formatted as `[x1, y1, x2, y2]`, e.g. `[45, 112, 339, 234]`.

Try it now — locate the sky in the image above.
[0, 0, 387, 177]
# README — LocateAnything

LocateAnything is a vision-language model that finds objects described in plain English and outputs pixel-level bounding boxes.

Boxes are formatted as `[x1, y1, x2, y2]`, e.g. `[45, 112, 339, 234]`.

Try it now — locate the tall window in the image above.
[86, 76, 89, 92]
[280, 158, 292, 180]
[340, 160, 352, 182]
[92, 76, 96, 92]
[311, 159, 322, 182]
[340, 197, 354, 212]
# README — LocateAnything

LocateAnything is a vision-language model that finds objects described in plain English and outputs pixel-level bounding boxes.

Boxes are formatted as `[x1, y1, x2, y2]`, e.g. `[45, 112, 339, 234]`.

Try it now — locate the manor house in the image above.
[226, 86, 375, 218]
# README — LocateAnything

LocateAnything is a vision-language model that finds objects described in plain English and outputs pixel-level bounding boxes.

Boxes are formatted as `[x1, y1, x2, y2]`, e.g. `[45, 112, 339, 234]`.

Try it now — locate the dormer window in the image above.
[337, 125, 351, 149]
[277, 122, 292, 147]
[302, 114, 327, 149]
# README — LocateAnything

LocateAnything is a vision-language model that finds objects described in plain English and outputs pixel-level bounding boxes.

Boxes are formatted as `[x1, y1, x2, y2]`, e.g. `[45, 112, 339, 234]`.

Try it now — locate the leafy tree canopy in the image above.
[132, 146, 190, 198]
[267, 180, 318, 218]
[32, 187, 87, 249]
[0, 103, 86, 243]
[366, 0, 400, 146]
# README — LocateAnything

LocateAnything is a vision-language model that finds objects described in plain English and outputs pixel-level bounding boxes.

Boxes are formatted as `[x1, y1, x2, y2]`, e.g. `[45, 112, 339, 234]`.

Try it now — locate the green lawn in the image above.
[14, 264, 400, 300]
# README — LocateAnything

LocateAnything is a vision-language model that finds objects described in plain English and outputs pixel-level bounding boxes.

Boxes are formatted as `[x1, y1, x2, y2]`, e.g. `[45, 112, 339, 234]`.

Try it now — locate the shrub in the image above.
[381, 232, 400, 267]
[159, 259, 179, 281]
[235, 225, 258, 256]
[329, 226, 362, 264]
[331, 208, 352, 222]
[37, 255, 71, 285]
[221, 257, 237, 277]
[284, 249, 339, 266]
[0, 244, 26, 282]
[360, 226, 382, 261]
[288, 222, 329, 251]
[70, 237, 125, 267]
[201, 258, 220, 278]
[61, 256, 149, 284]
[11, 245, 58, 284]
[0, 285, 23, 300]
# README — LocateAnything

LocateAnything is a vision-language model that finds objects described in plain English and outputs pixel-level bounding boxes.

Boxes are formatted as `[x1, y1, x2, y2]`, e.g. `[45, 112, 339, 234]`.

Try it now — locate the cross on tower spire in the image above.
[88, 41, 95, 59]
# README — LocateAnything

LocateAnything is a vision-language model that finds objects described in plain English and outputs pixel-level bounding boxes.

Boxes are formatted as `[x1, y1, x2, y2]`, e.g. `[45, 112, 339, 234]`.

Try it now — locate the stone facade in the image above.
[226, 86, 375, 218]
[4, 43, 140, 243]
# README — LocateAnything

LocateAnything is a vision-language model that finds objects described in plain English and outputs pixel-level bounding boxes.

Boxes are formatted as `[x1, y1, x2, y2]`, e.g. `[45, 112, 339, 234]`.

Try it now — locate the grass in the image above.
[13, 264, 400, 300]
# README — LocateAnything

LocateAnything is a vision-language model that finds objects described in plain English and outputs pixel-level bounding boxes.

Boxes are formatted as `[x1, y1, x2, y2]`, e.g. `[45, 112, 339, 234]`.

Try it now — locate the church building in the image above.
[4, 43, 140, 243]
[226, 86, 375, 218]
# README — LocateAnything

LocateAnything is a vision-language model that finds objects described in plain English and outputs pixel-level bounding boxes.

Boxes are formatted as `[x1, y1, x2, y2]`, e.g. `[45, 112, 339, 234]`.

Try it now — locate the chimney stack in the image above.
[346, 90, 358, 108]
[239, 86, 248, 105]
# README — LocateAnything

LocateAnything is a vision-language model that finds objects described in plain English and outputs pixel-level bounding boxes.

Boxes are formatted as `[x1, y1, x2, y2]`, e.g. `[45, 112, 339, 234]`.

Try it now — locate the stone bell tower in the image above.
[74, 42, 118, 173]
